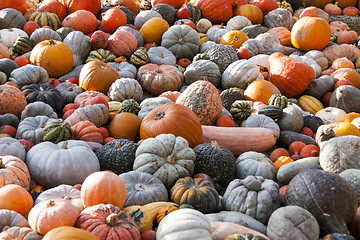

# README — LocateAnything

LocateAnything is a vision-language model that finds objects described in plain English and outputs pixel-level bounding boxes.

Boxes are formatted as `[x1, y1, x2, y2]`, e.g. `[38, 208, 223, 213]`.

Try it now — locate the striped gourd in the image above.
[268, 94, 288, 109]
[11, 36, 34, 57]
[298, 95, 324, 115]
[199, 33, 209, 45]
[29, 12, 61, 30]
[108, 101, 122, 113]
[86, 49, 116, 63]
[119, 99, 140, 115]
[193, 53, 210, 62]
[182, 4, 201, 23]
[257, 105, 284, 120]
[130, 47, 149, 68]
[42, 119, 73, 144]
[230, 100, 253, 122]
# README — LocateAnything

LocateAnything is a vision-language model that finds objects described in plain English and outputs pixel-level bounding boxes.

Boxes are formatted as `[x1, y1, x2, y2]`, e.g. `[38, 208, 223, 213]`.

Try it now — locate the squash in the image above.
[108, 29, 138, 57]
[330, 85, 360, 113]
[201, 126, 277, 157]
[42, 226, 99, 240]
[147, 46, 176, 66]
[278, 130, 317, 148]
[236, 151, 276, 180]
[304, 50, 329, 70]
[233, 5, 263, 25]
[330, 68, 360, 89]
[304, 75, 334, 99]
[0, 28, 27, 48]
[0, 226, 42, 240]
[211, 221, 270, 240]
[226, 16, 252, 30]
[151, 3, 176, 25]
[298, 95, 324, 114]
[242, 114, 280, 140]
[195, 0, 238, 24]
[42, 119, 72, 144]
[108, 112, 141, 141]
[184, 60, 221, 87]
[71, 120, 103, 144]
[289, 55, 322, 78]
[244, 79, 281, 104]
[74, 91, 109, 107]
[322, 44, 360, 65]
[30, 27, 62, 46]
[266, 206, 320, 240]
[130, 47, 149, 68]
[0, 155, 30, 190]
[0, 137, 26, 162]
[62, 10, 98, 34]
[339, 169, 360, 198]
[0, 85, 27, 118]
[29, 11, 61, 30]
[16, 115, 53, 145]
[138, 97, 172, 120]
[86, 49, 116, 63]
[108, 78, 143, 102]
[277, 157, 320, 184]
[134, 10, 162, 29]
[263, 8, 295, 30]
[0, 209, 29, 232]
[63, 31, 92, 67]
[139, 17, 169, 45]
[203, 43, 238, 73]
[0, 184, 33, 216]
[11, 36, 33, 58]
[55, 82, 83, 106]
[65, 103, 109, 127]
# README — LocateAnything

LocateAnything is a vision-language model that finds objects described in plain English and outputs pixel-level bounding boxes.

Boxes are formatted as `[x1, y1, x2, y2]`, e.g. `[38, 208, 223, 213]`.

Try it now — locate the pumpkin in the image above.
[152, 3, 177, 26]
[291, 17, 331, 51]
[59, 0, 101, 15]
[0, 9, 26, 29]
[0, 43, 10, 59]
[161, 25, 200, 60]
[304, 50, 329, 70]
[0, 28, 27, 50]
[269, 52, 315, 97]
[108, 78, 143, 102]
[63, 31, 92, 67]
[80, 171, 127, 208]
[71, 121, 103, 144]
[332, 57, 355, 71]
[195, 0, 238, 24]
[101, 8, 127, 33]
[62, 10, 98, 34]
[263, 8, 295, 30]
[79, 61, 121, 94]
[38, 0, 67, 21]
[151, 0, 185, 9]
[225, 233, 268, 240]
[139, 103, 202, 148]
[206, 25, 232, 44]
[337, 30, 359, 45]
[0, 85, 27, 118]
[226, 16, 252, 31]
[285, 165, 357, 234]
[138, 97, 172, 120]
[267, 27, 291, 46]
[139, 17, 169, 45]
[137, 63, 184, 96]
[28, 199, 78, 235]
[244, 79, 281, 104]
[0, 184, 33, 216]
[223, 176, 280, 224]
[76, 203, 141, 240]
[250, 0, 277, 16]
[330, 85, 360, 113]
[9, 64, 49, 88]
[235, 151, 276, 180]
[343, 6, 360, 16]
[133, 133, 196, 189]
[0, 210, 29, 231]
[0, 226, 42, 240]
[242, 114, 280, 139]
[327, 122, 360, 137]
[0, 59, 18, 79]
[184, 60, 220, 87]
[156, 208, 212, 239]
[211, 221, 270, 240]
[159, 91, 181, 102]
[74, 91, 110, 107]
[134, 10, 161, 29]
[331, 68, 360, 89]
[0, 114, 19, 129]
[29, 11, 61, 30]
[43, 226, 99, 240]
[266, 206, 320, 240]
[0, 137, 26, 161]
[234, 4, 263, 25]
[322, 44, 360, 65]
[108, 30, 138, 57]
[108, 112, 141, 141]
[0, 155, 30, 190]
[146, 46, 176, 66]
[0, 0, 27, 15]
[26, 140, 100, 188]
[55, 82, 83, 105]
[119, 171, 168, 207]
[203, 43, 239, 73]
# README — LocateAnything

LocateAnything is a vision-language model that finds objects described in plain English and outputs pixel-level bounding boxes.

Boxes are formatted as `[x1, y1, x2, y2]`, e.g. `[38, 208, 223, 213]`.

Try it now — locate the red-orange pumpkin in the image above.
[71, 121, 104, 144]
[0, 85, 27, 118]
[74, 91, 110, 107]
[269, 52, 315, 97]
[0, 184, 33, 216]
[140, 103, 202, 148]
[267, 27, 292, 46]
[62, 10, 98, 34]
[0, 43, 10, 59]
[337, 30, 359, 44]
[195, 0, 239, 24]
[343, 6, 359, 16]
[110, 0, 139, 15]
[244, 79, 281, 104]
[0, 156, 30, 191]
[298, 7, 330, 22]
[332, 57, 355, 71]
[330, 68, 360, 89]
[159, 91, 181, 102]
[234, 4, 263, 24]
[107, 30, 138, 57]
[249, 0, 278, 16]
[38, 0, 67, 21]
[59, 0, 101, 16]
[108, 112, 141, 141]
[101, 8, 127, 33]
[0, 0, 27, 14]
[151, 0, 186, 9]
[324, 3, 342, 15]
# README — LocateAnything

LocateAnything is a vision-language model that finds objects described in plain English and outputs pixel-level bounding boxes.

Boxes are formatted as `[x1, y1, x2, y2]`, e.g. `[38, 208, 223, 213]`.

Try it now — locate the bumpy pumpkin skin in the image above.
[0, 85, 27, 118]
[0, 226, 43, 240]
[196, 0, 238, 24]
[0, 155, 30, 191]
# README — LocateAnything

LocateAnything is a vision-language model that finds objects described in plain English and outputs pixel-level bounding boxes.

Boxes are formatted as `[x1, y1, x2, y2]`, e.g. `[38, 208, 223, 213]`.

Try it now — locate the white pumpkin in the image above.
[107, 77, 143, 102]
[226, 16, 252, 30]
[206, 25, 232, 43]
[147, 46, 176, 66]
[315, 107, 347, 123]
[0, 28, 27, 48]
[107, 61, 137, 79]
[236, 151, 277, 180]
[63, 31, 92, 67]
[0, 137, 26, 161]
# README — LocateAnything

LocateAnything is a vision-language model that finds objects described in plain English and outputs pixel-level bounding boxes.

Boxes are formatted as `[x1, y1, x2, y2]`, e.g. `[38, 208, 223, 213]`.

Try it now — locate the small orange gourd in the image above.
[273, 156, 294, 171]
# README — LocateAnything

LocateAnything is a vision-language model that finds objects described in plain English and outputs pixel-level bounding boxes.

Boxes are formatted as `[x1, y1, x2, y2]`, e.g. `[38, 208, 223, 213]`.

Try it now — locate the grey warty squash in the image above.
[20, 102, 58, 120]
[222, 176, 280, 224]
[0, 137, 26, 161]
[9, 64, 49, 88]
[133, 133, 196, 189]
[267, 206, 320, 240]
[119, 171, 168, 207]
[263, 8, 295, 30]
[107, 78, 143, 102]
[204, 44, 239, 73]
[339, 169, 360, 198]
[16, 115, 54, 145]
[329, 85, 360, 113]
[184, 60, 221, 87]
[284, 165, 357, 235]
[236, 151, 276, 180]
[26, 140, 100, 189]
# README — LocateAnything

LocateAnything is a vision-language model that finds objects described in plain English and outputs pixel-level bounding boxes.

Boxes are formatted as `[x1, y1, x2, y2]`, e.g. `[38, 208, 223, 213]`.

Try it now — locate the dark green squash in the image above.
[181, 4, 201, 23]
[230, 100, 253, 122]
[152, 4, 177, 26]
[278, 130, 317, 148]
[21, 84, 63, 113]
[42, 119, 73, 144]
[257, 105, 283, 120]
[10, 36, 34, 57]
[268, 94, 288, 109]
[0, 59, 18, 78]
[0, 113, 19, 128]
[95, 139, 137, 175]
[130, 47, 148, 68]
[285, 165, 358, 235]
[170, 176, 219, 214]
[303, 115, 324, 134]
[193, 140, 236, 187]
[119, 99, 140, 115]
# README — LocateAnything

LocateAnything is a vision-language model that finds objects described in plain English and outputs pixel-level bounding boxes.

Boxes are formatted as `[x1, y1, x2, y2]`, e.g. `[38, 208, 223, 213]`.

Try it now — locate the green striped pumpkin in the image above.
[29, 12, 62, 30]
[268, 94, 288, 109]
[42, 119, 73, 144]
[230, 100, 253, 122]
[10, 36, 34, 57]
[120, 99, 140, 115]
[130, 47, 148, 68]
[257, 105, 283, 120]
[86, 49, 116, 63]
[182, 4, 201, 23]
[298, 95, 324, 115]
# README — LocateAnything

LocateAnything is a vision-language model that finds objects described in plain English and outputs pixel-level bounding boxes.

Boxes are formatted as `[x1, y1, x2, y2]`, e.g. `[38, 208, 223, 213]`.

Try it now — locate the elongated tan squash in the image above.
[201, 126, 276, 156]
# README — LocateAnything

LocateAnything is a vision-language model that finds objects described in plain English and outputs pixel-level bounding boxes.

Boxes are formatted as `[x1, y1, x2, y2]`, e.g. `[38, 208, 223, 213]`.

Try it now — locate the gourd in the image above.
[65, 103, 109, 127]
[108, 78, 143, 102]
[226, 16, 252, 30]
[298, 95, 324, 115]
[42, 226, 99, 240]
[134, 9, 162, 30]
[255, 33, 285, 55]
[151, 3, 177, 26]
[130, 47, 149, 68]
[222, 60, 263, 89]
[20, 102, 57, 120]
[289, 55, 322, 78]
[304, 75, 334, 99]
[16, 115, 53, 145]
[9, 64, 49, 88]
[211, 222, 270, 240]
[55, 82, 83, 105]
[147, 46, 176, 66]
[304, 50, 329, 70]
[0, 137, 26, 161]
[63, 31, 92, 67]
[0, 226, 42, 240]
[277, 106, 304, 132]
[184, 60, 221, 87]
[339, 169, 360, 198]
[30, 28, 61, 45]
[330, 85, 360, 113]
[29, 11, 61, 30]
[0, 85, 27, 119]
[235, 151, 276, 180]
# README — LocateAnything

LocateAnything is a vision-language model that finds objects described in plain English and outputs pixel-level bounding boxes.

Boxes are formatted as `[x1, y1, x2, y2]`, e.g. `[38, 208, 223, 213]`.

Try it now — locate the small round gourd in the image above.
[230, 100, 253, 122]
[235, 151, 276, 180]
[220, 88, 246, 112]
[119, 99, 140, 115]
[42, 119, 73, 144]
[108, 78, 143, 102]
[268, 94, 288, 109]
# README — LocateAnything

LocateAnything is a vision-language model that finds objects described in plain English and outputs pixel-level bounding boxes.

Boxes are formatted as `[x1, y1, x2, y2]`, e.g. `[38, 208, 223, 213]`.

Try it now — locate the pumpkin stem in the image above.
[47, 200, 55, 207]
[211, 140, 221, 149]
[49, 39, 56, 45]
[114, 141, 121, 149]
[166, 154, 176, 164]
[154, 112, 165, 120]
[60, 141, 68, 150]
[0, 159, 3, 168]
[100, 65, 109, 70]
[68, 87, 73, 91]
[178, 38, 185, 45]
[38, 122, 46, 129]
[155, 68, 163, 74]
[39, 87, 44, 94]
[233, 35, 239, 41]
[63, 196, 71, 200]
[106, 213, 119, 226]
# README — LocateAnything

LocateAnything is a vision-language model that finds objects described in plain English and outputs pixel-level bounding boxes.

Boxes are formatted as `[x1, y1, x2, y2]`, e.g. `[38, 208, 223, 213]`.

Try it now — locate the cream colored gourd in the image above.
[63, 31, 92, 67]
[222, 60, 263, 89]
[0, 28, 27, 48]
[226, 16, 252, 30]
[315, 107, 347, 123]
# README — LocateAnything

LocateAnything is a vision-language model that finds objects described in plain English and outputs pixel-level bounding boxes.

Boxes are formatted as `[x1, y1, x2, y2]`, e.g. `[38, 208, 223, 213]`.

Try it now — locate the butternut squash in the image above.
[201, 126, 276, 156]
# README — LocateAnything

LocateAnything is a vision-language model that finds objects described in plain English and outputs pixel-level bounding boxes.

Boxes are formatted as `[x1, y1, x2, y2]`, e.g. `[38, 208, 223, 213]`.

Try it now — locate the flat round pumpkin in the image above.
[109, 112, 141, 141]
[0, 85, 27, 118]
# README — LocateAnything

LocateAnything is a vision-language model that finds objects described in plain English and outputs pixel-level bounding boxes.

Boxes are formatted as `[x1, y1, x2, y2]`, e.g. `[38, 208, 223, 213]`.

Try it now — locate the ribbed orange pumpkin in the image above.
[0, 0, 27, 14]
[0, 184, 33, 216]
[219, 30, 249, 49]
[291, 17, 331, 51]
[343, 6, 360, 16]
[269, 52, 315, 97]
[0, 85, 27, 118]
[299, 6, 330, 22]
[140, 103, 202, 148]
[234, 4, 263, 24]
[332, 57, 355, 71]
[330, 68, 360, 89]
[0, 156, 30, 190]
[151, 0, 186, 9]
[327, 122, 360, 137]
[159, 91, 181, 102]
[107, 30, 138, 57]
[30, 40, 74, 78]
[78, 61, 120, 93]
[195, 0, 239, 24]
[176, 80, 222, 125]
[139, 18, 169, 45]
[244, 79, 281, 104]
[80, 171, 127, 208]
[59, 0, 101, 15]
[108, 112, 141, 141]
[71, 121, 104, 144]
[267, 27, 292, 46]
[62, 10, 98, 34]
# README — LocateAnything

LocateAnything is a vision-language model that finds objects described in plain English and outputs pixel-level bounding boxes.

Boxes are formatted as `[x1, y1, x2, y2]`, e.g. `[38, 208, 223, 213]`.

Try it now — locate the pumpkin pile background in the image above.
[2, 0, 360, 239]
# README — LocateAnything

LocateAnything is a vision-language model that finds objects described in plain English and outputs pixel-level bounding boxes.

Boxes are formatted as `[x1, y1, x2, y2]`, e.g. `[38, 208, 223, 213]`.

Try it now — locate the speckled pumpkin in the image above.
[0, 85, 27, 118]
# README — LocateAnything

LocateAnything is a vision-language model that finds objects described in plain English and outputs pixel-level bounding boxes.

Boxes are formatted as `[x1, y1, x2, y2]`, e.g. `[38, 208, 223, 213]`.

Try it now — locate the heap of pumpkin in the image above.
[2, 0, 360, 239]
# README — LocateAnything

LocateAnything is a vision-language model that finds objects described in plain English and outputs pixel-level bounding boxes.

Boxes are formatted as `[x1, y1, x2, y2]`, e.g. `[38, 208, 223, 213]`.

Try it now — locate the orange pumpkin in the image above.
[234, 4, 263, 25]
[140, 103, 202, 148]
[78, 61, 121, 93]
[159, 91, 181, 102]
[71, 121, 104, 144]
[270, 148, 289, 163]
[195, 0, 238, 24]
[244, 79, 281, 104]
[38, 0, 67, 21]
[80, 171, 127, 208]
[0, 0, 27, 14]
[324, 3, 342, 15]
[0, 184, 33, 216]
[0, 85, 27, 118]
[30, 40, 74, 78]
[43, 226, 99, 240]
[299, 144, 320, 158]
[62, 10, 98, 34]
[334, 79, 354, 89]
[109, 112, 141, 141]
[331, 57, 355, 70]
[101, 8, 127, 33]
[151, 0, 185, 9]
[249, 0, 278, 16]
[273, 156, 294, 171]
[28, 199, 79, 235]
[327, 122, 360, 137]
[219, 30, 249, 49]
[330, 68, 360, 89]
[267, 27, 292, 46]
[343, 6, 359, 16]
[0, 43, 10, 59]
[139, 18, 169, 45]
[59, 0, 101, 15]
[107, 30, 138, 57]
[269, 52, 315, 97]
[322, 44, 360, 65]
[337, 30, 359, 44]
[298, 7, 330, 22]
[0, 156, 30, 190]
[291, 17, 331, 51]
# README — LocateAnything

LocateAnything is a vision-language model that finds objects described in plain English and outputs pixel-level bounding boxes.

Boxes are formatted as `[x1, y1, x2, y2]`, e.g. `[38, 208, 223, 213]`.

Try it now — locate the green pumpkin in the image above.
[225, 233, 268, 240]
[268, 94, 288, 109]
[10, 36, 34, 57]
[130, 47, 149, 68]
[257, 105, 283, 120]
[120, 99, 140, 115]
[230, 100, 253, 122]
[42, 119, 72, 144]
[86, 49, 116, 63]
